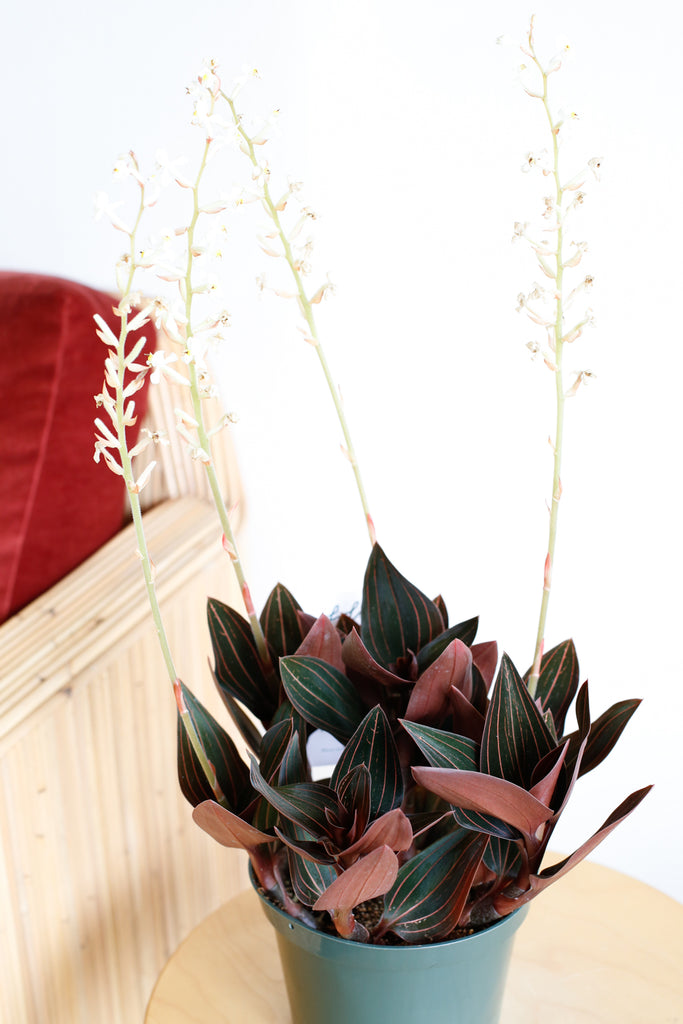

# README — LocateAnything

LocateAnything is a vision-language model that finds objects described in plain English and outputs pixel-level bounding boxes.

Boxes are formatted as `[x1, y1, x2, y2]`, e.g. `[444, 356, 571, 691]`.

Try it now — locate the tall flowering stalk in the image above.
[94, 159, 226, 802]
[221, 84, 376, 546]
[509, 19, 598, 697]
[94, 60, 375, 795]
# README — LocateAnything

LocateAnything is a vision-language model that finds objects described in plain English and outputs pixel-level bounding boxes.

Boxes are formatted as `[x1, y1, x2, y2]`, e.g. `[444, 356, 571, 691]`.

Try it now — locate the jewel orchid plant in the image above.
[94, 20, 650, 944]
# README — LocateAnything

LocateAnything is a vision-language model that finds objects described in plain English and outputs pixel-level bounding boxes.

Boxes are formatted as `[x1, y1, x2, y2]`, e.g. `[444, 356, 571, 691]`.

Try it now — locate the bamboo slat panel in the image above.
[0, 497, 252, 1024]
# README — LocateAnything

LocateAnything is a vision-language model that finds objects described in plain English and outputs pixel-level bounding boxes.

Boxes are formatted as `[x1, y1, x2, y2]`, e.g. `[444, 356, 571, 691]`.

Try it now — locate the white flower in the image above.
[147, 350, 190, 386]
[112, 151, 144, 185]
[93, 192, 132, 234]
[588, 157, 603, 181]
[155, 149, 191, 188]
[521, 149, 550, 174]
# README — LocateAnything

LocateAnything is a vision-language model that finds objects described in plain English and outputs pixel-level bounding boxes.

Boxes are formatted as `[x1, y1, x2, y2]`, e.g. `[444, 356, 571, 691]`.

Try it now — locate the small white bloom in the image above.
[155, 149, 192, 188]
[93, 192, 132, 234]
[112, 151, 144, 185]
[521, 149, 550, 174]
[147, 350, 190, 386]
[512, 221, 529, 242]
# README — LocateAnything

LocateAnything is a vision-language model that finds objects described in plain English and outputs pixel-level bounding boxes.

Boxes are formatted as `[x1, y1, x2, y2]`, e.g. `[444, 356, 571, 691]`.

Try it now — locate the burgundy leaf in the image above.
[313, 845, 399, 911]
[192, 800, 275, 850]
[343, 808, 413, 860]
[342, 628, 410, 688]
[529, 741, 569, 808]
[449, 685, 486, 743]
[405, 639, 473, 724]
[413, 766, 554, 838]
[471, 641, 499, 690]
[294, 613, 345, 673]
[493, 785, 653, 915]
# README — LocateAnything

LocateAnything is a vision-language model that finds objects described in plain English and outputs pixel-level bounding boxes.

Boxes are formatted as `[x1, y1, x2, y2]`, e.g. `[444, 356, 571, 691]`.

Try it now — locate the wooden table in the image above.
[145, 860, 683, 1023]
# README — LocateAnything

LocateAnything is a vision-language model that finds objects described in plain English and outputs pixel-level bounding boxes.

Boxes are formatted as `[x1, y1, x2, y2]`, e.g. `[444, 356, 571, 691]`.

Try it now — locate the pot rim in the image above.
[250, 867, 529, 955]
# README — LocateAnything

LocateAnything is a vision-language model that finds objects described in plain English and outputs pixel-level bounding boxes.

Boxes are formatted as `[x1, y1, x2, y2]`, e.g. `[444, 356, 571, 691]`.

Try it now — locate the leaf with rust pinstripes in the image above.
[331, 706, 404, 818]
[564, 697, 642, 778]
[361, 545, 445, 669]
[524, 639, 579, 736]
[280, 655, 366, 743]
[481, 653, 555, 788]
[260, 583, 307, 660]
[378, 831, 487, 942]
[176, 680, 251, 810]
[208, 597, 279, 723]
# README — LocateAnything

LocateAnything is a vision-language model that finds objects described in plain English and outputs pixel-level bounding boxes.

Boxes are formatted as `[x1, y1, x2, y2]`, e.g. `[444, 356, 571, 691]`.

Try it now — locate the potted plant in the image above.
[94, 19, 650, 1024]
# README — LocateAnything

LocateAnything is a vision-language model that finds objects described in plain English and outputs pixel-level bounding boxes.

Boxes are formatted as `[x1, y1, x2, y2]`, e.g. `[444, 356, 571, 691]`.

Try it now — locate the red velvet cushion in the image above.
[0, 272, 152, 621]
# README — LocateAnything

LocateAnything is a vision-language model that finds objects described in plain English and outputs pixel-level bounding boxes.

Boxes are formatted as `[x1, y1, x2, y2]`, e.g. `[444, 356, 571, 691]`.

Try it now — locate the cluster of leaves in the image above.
[182, 545, 649, 943]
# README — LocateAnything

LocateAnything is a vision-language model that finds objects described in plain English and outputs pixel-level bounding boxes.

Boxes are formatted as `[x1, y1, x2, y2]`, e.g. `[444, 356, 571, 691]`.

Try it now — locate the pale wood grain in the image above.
[145, 860, 683, 1024]
[0, 499, 251, 1024]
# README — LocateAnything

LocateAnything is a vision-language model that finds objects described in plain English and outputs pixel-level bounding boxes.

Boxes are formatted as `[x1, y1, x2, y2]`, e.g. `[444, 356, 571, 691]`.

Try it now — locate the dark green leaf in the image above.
[565, 698, 642, 778]
[209, 666, 263, 755]
[335, 764, 371, 833]
[288, 848, 338, 906]
[481, 653, 555, 787]
[249, 756, 336, 839]
[176, 681, 251, 810]
[493, 786, 652, 915]
[335, 613, 359, 637]
[469, 663, 490, 716]
[451, 807, 521, 842]
[259, 584, 306, 660]
[276, 823, 337, 864]
[526, 640, 579, 736]
[483, 836, 523, 878]
[400, 720, 479, 770]
[380, 831, 486, 942]
[331, 706, 403, 818]
[258, 719, 294, 783]
[280, 655, 366, 744]
[433, 595, 449, 627]
[361, 545, 445, 668]
[208, 598, 278, 722]
[278, 730, 307, 786]
[416, 617, 479, 672]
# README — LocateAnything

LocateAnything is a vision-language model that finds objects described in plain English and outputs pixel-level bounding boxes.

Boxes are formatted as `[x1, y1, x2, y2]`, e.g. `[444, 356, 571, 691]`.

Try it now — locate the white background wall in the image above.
[4, 0, 682, 901]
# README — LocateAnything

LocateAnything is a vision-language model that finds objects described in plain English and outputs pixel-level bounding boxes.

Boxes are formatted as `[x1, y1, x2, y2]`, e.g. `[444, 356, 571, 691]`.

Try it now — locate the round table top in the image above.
[145, 859, 683, 1023]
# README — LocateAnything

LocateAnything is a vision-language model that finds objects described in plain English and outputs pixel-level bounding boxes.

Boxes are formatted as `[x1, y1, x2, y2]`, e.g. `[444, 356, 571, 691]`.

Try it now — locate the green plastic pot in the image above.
[254, 880, 529, 1024]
